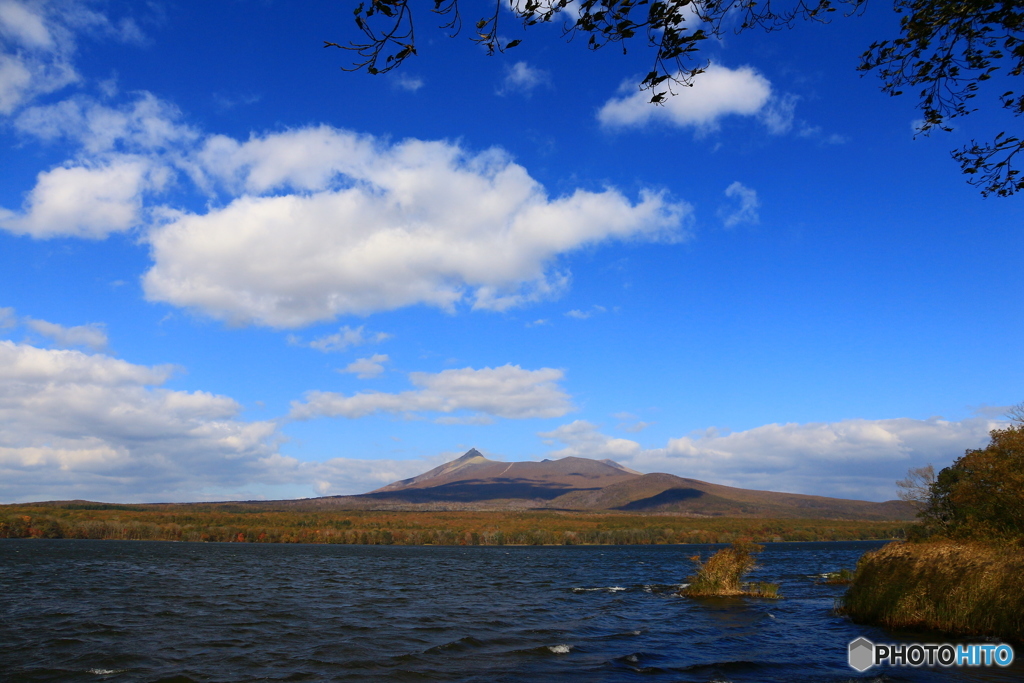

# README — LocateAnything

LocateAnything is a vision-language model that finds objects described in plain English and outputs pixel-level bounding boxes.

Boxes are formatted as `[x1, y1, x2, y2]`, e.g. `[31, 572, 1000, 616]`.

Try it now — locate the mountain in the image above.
[366, 448, 639, 502]
[315, 449, 915, 520]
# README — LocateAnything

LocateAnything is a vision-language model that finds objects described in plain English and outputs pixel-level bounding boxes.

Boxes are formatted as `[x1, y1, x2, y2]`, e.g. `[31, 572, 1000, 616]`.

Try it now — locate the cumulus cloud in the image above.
[718, 181, 760, 229]
[540, 420, 645, 459]
[539, 416, 1000, 501]
[598, 64, 773, 131]
[5, 115, 686, 318]
[0, 306, 14, 328]
[0, 93, 196, 238]
[0, 340, 281, 503]
[0, 156, 169, 238]
[25, 317, 108, 351]
[498, 61, 550, 96]
[341, 353, 389, 379]
[290, 364, 573, 421]
[142, 127, 689, 327]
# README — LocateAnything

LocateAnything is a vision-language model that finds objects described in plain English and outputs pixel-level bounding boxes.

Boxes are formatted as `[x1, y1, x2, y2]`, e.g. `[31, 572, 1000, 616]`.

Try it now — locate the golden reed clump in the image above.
[680, 541, 781, 598]
[840, 540, 1024, 641]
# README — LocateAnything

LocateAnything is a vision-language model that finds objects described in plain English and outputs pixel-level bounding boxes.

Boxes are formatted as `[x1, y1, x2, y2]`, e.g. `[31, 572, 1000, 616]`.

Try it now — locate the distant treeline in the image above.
[0, 504, 910, 545]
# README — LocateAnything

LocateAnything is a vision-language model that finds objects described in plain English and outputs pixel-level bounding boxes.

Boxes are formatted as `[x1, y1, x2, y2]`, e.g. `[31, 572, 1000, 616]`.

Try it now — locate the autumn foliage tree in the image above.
[918, 422, 1024, 541]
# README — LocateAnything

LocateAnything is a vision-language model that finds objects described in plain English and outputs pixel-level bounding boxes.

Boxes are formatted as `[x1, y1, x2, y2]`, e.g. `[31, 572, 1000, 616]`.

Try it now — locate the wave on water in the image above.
[423, 636, 485, 654]
[642, 583, 688, 593]
[7, 539, 1010, 683]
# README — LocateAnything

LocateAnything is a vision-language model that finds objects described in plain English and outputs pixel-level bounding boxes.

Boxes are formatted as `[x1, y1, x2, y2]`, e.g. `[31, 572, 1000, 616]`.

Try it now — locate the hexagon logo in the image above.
[848, 637, 875, 672]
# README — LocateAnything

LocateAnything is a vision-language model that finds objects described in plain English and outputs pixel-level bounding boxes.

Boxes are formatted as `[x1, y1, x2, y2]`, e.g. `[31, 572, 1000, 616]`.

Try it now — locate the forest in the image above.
[0, 503, 909, 546]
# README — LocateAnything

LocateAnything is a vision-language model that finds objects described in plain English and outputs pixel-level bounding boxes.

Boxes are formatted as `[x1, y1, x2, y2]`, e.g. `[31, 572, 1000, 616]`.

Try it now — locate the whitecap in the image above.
[548, 644, 572, 654]
[87, 670, 126, 675]
[608, 586, 626, 592]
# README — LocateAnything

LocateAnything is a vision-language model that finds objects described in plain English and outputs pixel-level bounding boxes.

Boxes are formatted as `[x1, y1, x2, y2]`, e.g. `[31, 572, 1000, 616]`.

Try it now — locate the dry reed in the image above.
[680, 541, 781, 598]
[840, 540, 1024, 641]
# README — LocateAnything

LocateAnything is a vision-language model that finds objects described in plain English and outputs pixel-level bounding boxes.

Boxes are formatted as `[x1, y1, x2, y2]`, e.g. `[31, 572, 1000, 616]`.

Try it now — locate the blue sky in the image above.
[1, 0, 1020, 504]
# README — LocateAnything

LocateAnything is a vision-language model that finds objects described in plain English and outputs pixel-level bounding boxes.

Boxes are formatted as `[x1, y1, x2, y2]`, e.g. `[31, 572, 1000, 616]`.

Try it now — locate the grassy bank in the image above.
[841, 540, 1024, 641]
[0, 503, 909, 545]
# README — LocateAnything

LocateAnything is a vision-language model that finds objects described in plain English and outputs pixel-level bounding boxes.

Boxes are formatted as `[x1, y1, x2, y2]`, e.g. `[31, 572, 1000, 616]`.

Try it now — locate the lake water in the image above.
[0, 539, 1019, 682]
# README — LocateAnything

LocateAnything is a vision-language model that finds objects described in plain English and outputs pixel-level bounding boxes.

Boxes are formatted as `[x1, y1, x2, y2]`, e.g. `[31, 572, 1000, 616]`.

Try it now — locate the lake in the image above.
[0, 539, 1019, 682]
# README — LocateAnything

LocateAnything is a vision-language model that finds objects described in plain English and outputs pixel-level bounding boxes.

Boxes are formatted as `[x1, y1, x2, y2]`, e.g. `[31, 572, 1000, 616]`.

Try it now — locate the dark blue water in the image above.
[0, 540, 1019, 682]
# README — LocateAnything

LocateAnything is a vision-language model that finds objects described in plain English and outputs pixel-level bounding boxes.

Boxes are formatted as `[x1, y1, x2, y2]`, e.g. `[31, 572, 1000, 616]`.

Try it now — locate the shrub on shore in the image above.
[844, 420, 1024, 640]
[840, 540, 1024, 641]
[915, 424, 1024, 543]
[680, 541, 781, 598]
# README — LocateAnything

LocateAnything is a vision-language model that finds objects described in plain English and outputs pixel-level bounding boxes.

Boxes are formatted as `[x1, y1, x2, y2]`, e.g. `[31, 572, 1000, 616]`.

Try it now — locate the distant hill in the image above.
[305, 449, 915, 520]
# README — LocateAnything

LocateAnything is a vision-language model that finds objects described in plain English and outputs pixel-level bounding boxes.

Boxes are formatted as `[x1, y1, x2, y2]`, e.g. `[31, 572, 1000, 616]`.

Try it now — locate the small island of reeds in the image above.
[679, 541, 781, 598]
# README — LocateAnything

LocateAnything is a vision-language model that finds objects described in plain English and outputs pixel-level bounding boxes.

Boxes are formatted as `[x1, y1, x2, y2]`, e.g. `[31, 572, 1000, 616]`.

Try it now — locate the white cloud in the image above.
[498, 61, 549, 96]
[565, 304, 606, 320]
[393, 73, 424, 92]
[288, 325, 392, 353]
[290, 364, 573, 421]
[25, 317, 108, 351]
[0, 340, 282, 503]
[0, 0, 78, 114]
[759, 93, 797, 135]
[1, 93, 195, 238]
[0, 306, 14, 328]
[312, 326, 391, 352]
[0, 1, 52, 48]
[0, 0, 141, 116]
[15, 92, 196, 154]
[341, 353, 389, 379]
[718, 181, 759, 229]
[143, 127, 689, 327]
[598, 64, 773, 131]
[539, 420, 643, 459]
[433, 415, 494, 425]
[261, 451, 458, 497]
[539, 416, 1000, 501]
[0, 156, 167, 238]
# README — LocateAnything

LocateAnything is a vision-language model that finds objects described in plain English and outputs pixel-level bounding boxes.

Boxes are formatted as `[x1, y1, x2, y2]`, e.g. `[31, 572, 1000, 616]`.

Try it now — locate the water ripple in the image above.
[1, 540, 1021, 682]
